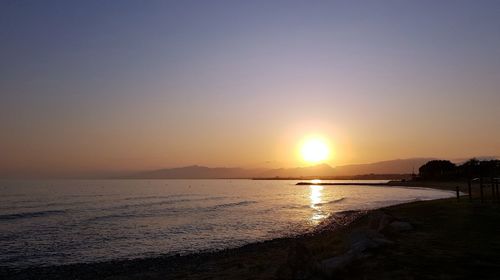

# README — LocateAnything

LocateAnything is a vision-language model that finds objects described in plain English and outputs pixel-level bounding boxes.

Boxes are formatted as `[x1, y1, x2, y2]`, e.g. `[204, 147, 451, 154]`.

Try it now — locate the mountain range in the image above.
[127, 158, 437, 179]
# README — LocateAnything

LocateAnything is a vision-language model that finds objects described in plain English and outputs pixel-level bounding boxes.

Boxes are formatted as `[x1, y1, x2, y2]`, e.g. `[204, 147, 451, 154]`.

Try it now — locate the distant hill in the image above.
[126, 158, 436, 179]
[128, 165, 265, 179]
[257, 163, 335, 178]
[332, 158, 435, 176]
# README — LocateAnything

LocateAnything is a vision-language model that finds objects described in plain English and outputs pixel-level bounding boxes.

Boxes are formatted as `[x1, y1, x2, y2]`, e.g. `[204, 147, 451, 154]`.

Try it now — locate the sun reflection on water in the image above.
[310, 185, 323, 205]
[310, 184, 327, 224]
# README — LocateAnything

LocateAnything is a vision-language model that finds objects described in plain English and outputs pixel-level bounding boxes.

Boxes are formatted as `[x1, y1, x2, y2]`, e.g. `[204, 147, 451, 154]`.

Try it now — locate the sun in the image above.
[300, 138, 330, 163]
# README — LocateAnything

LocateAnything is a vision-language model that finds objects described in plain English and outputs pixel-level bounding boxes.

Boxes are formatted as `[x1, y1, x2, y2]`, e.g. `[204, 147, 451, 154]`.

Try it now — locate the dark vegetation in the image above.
[418, 159, 500, 181]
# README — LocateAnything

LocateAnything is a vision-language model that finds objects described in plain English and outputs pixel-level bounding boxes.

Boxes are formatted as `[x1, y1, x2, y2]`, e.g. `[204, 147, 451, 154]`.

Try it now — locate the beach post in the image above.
[456, 186, 460, 200]
[494, 178, 499, 202]
[468, 179, 472, 201]
[495, 180, 499, 202]
[495, 180, 498, 202]
[492, 178, 496, 201]
[480, 176, 484, 203]
[497, 181, 499, 202]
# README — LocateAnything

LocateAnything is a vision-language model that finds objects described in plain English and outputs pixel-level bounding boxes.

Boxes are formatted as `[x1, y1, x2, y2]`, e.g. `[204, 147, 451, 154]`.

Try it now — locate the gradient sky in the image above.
[1, 0, 500, 177]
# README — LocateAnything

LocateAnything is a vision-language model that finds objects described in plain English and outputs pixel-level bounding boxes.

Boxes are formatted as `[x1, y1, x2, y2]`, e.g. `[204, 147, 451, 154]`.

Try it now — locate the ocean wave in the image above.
[208, 200, 257, 210]
[122, 194, 203, 201]
[86, 200, 259, 222]
[284, 204, 310, 209]
[102, 196, 228, 212]
[62, 194, 109, 198]
[0, 201, 90, 211]
[314, 197, 345, 206]
[0, 210, 66, 221]
[0, 194, 27, 198]
[282, 198, 346, 209]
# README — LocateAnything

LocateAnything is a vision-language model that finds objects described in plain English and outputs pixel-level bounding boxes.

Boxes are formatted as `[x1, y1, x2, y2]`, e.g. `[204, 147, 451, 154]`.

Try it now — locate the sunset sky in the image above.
[1, 0, 499, 177]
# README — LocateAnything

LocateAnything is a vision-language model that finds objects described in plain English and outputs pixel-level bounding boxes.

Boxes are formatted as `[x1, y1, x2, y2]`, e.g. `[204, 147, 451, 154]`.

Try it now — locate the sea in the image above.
[0, 179, 454, 268]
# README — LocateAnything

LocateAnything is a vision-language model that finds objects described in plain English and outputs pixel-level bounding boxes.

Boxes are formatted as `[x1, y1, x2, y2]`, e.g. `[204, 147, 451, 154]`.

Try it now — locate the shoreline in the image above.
[0, 209, 368, 279]
[2, 181, 496, 279]
[0, 182, 448, 267]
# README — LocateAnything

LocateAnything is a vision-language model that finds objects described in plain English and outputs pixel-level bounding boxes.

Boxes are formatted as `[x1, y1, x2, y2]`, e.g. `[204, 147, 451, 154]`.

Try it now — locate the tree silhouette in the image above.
[419, 160, 457, 180]
[418, 159, 499, 180]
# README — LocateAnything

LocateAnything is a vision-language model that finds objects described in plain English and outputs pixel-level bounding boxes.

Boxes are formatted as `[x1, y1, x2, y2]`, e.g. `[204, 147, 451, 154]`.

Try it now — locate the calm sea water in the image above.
[0, 179, 454, 268]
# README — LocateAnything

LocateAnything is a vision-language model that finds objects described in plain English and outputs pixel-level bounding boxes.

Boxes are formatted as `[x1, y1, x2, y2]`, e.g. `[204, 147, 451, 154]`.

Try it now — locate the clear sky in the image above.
[1, 0, 499, 177]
